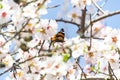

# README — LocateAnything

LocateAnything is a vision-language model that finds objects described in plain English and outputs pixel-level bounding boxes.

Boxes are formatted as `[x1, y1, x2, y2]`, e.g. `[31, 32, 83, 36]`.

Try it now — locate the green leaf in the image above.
[91, 66, 95, 71]
[63, 53, 70, 62]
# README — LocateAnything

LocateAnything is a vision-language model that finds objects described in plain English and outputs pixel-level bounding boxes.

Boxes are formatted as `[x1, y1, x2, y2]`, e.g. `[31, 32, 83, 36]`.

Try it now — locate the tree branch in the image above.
[56, 19, 80, 26]
[0, 53, 52, 76]
[77, 7, 87, 37]
[92, 10, 120, 23]
[84, 10, 120, 34]
[57, 10, 120, 35]
[0, 67, 12, 76]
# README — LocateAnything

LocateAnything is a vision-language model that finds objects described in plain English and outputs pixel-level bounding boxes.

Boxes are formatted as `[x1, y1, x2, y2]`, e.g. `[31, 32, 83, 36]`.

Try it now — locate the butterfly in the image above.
[49, 28, 65, 51]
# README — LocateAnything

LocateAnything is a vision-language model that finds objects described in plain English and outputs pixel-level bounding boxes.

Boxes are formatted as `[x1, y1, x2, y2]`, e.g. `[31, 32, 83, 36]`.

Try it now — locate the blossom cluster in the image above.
[4, 24, 120, 80]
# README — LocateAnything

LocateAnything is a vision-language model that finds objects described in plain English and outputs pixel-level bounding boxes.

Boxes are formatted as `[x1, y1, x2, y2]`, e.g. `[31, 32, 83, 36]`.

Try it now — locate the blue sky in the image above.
[103, 0, 120, 29]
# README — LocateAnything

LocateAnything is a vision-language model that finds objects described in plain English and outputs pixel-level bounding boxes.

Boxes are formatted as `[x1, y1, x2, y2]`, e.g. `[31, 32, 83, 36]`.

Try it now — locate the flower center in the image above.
[88, 52, 94, 58]
[112, 36, 117, 43]
[72, 13, 77, 18]
[40, 27, 46, 34]
[2, 12, 7, 17]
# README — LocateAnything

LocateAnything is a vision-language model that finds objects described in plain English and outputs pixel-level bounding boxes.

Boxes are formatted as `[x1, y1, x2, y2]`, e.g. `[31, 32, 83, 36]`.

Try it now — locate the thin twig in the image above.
[0, 20, 12, 29]
[38, 40, 45, 55]
[92, 0, 108, 18]
[0, 30, 31, 34]
[91, 0, 105, 14]
[1, 18, 31, 47]
[76, 57, 87, 79]
[98, 71, 109, 76]
[0, 67, 12, 76]
[108, 62, 118, 80]
[81, 36, 104, 40]
[92, 10, 120, 23]
[0, 53, 52, 76]
[56, 19, 80, 26]
[47, 4, 61, 9]
[88, 14, 93, 51]
[18, 54, 52, 66]
[81, 78, 105, 80]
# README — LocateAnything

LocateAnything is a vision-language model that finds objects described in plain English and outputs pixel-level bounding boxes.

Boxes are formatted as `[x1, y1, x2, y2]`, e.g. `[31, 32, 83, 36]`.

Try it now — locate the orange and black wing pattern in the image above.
[51, 28, 65, 42]
[49, 28, 65, 51]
